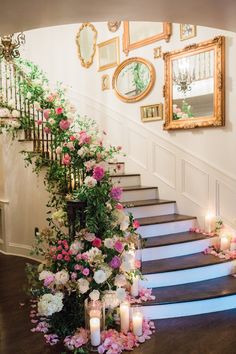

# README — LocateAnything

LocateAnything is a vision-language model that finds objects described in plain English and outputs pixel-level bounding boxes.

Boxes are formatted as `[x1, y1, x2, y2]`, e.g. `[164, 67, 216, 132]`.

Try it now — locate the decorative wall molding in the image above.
[153, 143, 176, 189]
[216, 180, 236, 226]
[181, 160, 210, 208]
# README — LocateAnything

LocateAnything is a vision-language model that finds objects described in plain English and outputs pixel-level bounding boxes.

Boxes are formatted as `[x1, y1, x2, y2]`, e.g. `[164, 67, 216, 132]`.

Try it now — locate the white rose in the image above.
[11, 110, 20, 118]
[84, 176, 97, 188]
[48, 118, 55, 125]
[70, 240, 83, 255]
[120, 215, 130, 231]
[38, 292, 64, 317]
[67, 142, 75, 150]
[114, 274, 127, 287]
[89, 290, 100, 301]
[0, 108, 10, 118]
[55, 270, 69, 285]
[55, 146, 62, 155]
[103, 291, 120, 309]
[34, 101, 41, 110]
[77, 278, 90, 294]
[10, 120, 21, 128]
[116, 287, 126, 302]
[39, 270, 54, 281]
[104, 238, 114, 249]
[26, 92, 32, 100]
[85, 247, 102, 262]
[93, 269, 107, 284]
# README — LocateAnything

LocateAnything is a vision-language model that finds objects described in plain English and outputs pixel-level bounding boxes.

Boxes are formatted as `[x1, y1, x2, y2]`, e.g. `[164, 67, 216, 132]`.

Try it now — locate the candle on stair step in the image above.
[120, 301, 130, 333]
[132, 307, 143, 337]
[220, 235, 230, 251]
[131, 274, 139, 297]
[205, 212, 215, 233]
[90, 317, 101, 347]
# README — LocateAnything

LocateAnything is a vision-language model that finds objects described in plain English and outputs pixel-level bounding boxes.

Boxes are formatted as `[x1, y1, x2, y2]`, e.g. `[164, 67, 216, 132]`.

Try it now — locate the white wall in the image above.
[1, 21, 236, 257]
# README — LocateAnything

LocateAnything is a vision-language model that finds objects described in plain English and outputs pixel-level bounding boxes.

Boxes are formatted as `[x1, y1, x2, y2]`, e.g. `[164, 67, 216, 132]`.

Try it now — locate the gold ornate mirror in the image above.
[76, 23, 97, 68]
[112, 57, 155, 103]
[163, 36, 225, 130]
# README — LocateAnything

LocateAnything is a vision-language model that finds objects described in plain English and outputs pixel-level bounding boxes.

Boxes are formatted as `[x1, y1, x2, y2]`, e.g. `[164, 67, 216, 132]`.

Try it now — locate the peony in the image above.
[38, 292, 64, 317]
[93, 166, 105, 181]
[84, 232, 96, 242]
[44, 126, 51, 134]
[70, 240, 83, 255]
[93, 269, 107, 284]
[43, 109, 50, 119]
[89, 290, 100, 301]
[110, 256, 121, 269]
[62, 153, 71, 166]
[59, 119, 70, 130]
[114, 274, 127, 287]
[77, 278, 90, 294]
[110, 187, 122, 201]
[85, 247, 102, 263]
[55, 107, 64, 115]
[55, 270, 69, 285]
[84, 159, 96, 172]
[84, 176, 97, 188]
[39, 270, 54, 281]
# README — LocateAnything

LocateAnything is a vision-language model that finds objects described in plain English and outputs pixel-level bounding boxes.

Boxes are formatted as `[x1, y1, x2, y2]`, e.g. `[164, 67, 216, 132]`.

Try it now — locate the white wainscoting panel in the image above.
[182, 160, 210, 207]
[153, 143, 176, 189]
[216, 180, 236, 226]
[128, 129, 148, 170]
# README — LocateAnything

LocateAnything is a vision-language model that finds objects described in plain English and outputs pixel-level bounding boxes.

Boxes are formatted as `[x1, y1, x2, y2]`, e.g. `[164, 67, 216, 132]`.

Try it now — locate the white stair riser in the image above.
[111, 175, 141, 187]
[121, 188, 157, 202]
[141, 260, 236, 288]
[125, 203, 176, 218]
[142, 237, 218, 261]
[139, 219, 196, 237]
[108, 163, 125, 175]
[142, 294, 236, 319]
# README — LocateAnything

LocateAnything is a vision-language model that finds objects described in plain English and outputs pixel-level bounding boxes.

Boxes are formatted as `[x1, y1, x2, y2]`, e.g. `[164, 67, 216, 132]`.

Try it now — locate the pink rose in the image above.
[43, 109, 50, 120]
[62, 153, 71, 166]
[93, 166, 105, 181]
[64, 255, 70, 262]
[59, 119, 70, 130]
[44, 127, 51, 134]
[55, 146, 62, 154]
[55, 107, 64, 115]
[46, 95, 54, 102]
[82, 268, 90, 276]
[114, 240, 124, 253]
[79, 131, 91, 145]
[57, 254, 63, 260]
[109, 256, 121, 269]
[37, 119, 42, 125]
[70, 135, 76, 141]
[116, 203, 123, 210]
[110, 187, 123, 201]
[133, 220, 140, 229]
[92, 238, 102, 248]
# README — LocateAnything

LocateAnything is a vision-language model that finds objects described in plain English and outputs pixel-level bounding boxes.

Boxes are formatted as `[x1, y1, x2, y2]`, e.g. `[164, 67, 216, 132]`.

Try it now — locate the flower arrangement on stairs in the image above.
[0, 58, 155, 353]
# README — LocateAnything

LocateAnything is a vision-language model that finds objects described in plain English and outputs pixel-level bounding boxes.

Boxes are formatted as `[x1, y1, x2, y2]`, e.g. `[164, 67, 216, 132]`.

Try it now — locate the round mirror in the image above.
[112, 57, 155, 102]
[76, 23, 97, 68]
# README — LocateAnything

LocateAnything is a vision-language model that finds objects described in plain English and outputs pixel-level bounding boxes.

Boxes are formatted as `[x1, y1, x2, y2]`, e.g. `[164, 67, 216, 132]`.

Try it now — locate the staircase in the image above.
[110, 162, 236, 320]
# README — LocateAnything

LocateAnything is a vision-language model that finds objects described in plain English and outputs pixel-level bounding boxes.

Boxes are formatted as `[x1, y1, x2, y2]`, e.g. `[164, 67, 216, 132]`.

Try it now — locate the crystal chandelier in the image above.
[173, 57, 195, 95]
[0, 32, 25, 62]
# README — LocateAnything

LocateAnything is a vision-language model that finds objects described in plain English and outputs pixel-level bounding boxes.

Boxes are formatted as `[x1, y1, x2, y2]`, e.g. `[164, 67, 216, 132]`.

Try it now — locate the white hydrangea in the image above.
[77, 278, 90, 294]
[89, 290, 100, 301]
[93, 269, 107, 284]
[38, 292, 64, 317]
[103, 291, 120, 309]
[120, 252, 135, 273]
[39, 270, 54, 281]
[84, 176, 97, 188]
[55, 270, 69, 285]
[116, 287, 126, 302]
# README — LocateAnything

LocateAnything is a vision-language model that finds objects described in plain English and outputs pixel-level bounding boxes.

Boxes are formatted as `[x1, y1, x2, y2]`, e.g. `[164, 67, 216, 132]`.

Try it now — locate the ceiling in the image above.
[1, 0, 236, 35]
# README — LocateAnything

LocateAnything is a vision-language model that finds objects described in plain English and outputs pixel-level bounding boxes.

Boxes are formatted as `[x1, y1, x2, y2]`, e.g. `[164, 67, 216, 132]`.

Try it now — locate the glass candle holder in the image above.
[84, 298, 105, 352]
[131, 305, 143, 337]
[119, 300, 130, 334]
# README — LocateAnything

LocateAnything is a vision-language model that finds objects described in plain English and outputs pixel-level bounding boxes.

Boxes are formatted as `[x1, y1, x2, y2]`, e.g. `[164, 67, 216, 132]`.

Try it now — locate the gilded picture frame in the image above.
[97, 37, 120, 71]
[123, 22, 172, 55]
[180, 24, 197, 41]
[76, 23, 97, 68]
[140, 103, 163, 122]
[163, 36, 225, 130]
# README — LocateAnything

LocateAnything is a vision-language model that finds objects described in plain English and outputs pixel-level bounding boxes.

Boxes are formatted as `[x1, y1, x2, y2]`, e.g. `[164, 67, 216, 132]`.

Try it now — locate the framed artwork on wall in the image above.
[140, 103, 163, 122]
[97, 37, 120, 71]
[123, 22, 171, 55]
[180, 24, 197, 41]
[76, 23, 97, 68]
[107, 21, 121, 32]
[153, 46, 162, 59]
[101, 74, 110, 91]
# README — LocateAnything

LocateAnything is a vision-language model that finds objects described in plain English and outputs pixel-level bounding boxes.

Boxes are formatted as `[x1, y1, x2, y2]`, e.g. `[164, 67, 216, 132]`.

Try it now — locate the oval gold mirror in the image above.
[112, 57, 155, 102]
[76, 23, 97, 68]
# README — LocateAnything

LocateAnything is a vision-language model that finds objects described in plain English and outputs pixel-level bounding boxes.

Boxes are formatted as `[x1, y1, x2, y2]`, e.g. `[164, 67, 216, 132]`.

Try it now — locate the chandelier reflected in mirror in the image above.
[0, 32, 25, 62]
[172, 57, 196, 94]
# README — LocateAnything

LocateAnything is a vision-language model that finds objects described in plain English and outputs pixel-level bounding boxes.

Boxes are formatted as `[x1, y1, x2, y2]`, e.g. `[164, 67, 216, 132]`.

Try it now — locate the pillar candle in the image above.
[132, 311, 143, 336]
[131, 275, 139, 297]
[120, 301, 130, 333]
[90, 317, 101, 347]
[220, 236, 230, 251]
[205, 212, 215, 233]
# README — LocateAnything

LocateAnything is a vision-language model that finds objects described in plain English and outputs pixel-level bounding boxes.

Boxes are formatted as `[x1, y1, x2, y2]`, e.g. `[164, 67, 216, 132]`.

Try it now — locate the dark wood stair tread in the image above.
[122, 185, 158, 191]
[142, 252, 232, 275]
[145, 231, 213, 248]
[110, 173, 140, 177]
[137, 213, 196, 226]
[143, 275, 236, 306]
[108, 162, 125, 164]
[122, 199, 175, 207]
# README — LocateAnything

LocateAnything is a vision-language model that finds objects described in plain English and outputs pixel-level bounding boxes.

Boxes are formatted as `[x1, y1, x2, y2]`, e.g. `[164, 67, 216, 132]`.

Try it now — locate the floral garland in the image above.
[0, 58, 156, 353]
